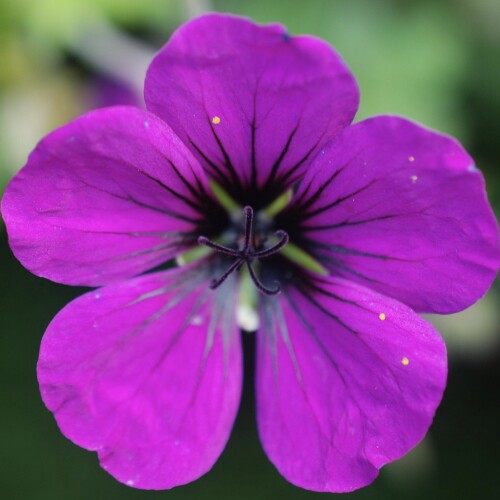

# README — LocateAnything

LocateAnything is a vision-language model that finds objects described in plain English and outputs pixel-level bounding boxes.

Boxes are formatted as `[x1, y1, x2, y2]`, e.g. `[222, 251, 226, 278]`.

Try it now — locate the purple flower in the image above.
[2, 13, 499, 493]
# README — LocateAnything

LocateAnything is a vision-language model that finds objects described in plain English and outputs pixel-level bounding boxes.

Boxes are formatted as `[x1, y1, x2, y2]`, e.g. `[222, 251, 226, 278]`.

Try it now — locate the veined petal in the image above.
[145, 13, 359, 206]
[38, 266, 242, 489]
[257, 275, 446, 492]
[1, 106, 220, 287]
[280, 116, 500, 313]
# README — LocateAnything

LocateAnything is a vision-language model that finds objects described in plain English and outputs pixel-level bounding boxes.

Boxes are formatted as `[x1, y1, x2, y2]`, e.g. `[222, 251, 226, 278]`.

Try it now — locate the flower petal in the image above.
[145, 13, 358, 205]
[1, 106, 221, 287]
[37, 266, 242, 489]
[257, 275, 446, 492]
[280, 116, 500, 313]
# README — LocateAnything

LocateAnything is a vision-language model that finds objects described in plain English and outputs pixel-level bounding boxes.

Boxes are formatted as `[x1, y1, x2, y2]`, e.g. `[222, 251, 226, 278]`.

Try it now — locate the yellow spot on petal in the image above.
[401, 357, 410, 366]
[410, 175, 418, 183]
[408, 156, 415, 162]
[379, 313, 386, 321]
[212, 116, 221, 125]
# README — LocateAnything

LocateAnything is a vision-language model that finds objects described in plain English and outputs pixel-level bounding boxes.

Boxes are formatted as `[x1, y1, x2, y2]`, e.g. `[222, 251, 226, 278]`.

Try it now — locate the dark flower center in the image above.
[198, 206, 289, 295]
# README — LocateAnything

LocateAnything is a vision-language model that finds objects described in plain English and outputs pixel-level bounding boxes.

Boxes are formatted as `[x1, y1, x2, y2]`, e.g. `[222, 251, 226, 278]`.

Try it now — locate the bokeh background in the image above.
[1, 0, 499, 498]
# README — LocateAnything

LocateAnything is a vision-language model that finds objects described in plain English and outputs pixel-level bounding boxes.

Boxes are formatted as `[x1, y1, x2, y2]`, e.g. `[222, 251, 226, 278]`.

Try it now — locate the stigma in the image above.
[198, 206, 289, 295]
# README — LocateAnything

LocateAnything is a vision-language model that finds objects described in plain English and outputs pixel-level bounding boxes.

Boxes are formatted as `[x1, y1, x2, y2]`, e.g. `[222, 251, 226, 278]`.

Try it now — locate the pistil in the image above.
[198, 206, 289, 295]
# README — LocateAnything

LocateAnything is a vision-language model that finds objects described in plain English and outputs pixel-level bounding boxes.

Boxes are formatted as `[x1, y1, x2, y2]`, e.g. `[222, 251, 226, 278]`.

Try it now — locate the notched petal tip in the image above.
[145, 13, 359, 194]
[38, 268, 242, 489]
[289, 115, 500, 313]
[3, 106, 211, 287]
[256, 275, 447, 492]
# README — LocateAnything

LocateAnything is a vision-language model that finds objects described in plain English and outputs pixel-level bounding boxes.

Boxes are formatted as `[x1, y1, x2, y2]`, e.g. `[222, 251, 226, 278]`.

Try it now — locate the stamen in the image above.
[198, 206, 289, 295]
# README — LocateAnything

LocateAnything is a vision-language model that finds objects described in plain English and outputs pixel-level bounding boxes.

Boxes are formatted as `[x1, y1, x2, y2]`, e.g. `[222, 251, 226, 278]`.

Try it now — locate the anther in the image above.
[198, 206, 289, 295]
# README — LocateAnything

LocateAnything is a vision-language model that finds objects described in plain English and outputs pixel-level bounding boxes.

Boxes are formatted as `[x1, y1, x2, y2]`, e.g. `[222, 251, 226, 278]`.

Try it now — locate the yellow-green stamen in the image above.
[209, 179, 240, 213]
[281, 242, 329, 275]
[263, 189, 293, 217]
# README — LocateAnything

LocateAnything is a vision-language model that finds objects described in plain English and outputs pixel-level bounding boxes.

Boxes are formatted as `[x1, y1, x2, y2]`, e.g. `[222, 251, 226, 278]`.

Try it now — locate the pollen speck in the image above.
[212, 116, 221, 125]
[408, 156, 415, 162]
[379, 313, 386, 321]
[410, 175, 418, 183]
[401, 357, 409, 366]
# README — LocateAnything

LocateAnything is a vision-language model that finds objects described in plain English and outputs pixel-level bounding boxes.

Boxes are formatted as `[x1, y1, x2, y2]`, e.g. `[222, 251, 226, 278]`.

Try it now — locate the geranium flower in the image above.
[2, 13, 499, 493]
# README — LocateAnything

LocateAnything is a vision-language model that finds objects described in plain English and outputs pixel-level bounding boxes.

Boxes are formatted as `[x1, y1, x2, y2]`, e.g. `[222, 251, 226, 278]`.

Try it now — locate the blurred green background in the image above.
[1, 0, 499, 498]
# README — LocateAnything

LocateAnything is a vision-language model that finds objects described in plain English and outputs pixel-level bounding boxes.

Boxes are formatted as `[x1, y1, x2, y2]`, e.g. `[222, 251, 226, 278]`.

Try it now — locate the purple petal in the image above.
[87, 75, 143, 109]
[2, 106, 216, 287]
[283, 116, 500, 313]
[38, 266, 242, 489]
[145, 13, 358, 203]
[257, 276, 447, 492]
